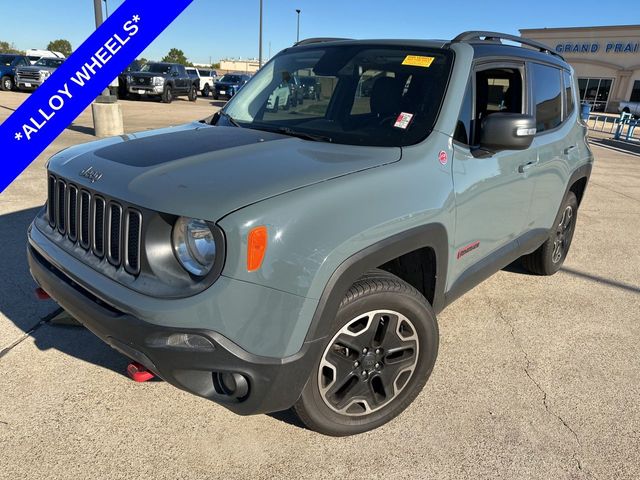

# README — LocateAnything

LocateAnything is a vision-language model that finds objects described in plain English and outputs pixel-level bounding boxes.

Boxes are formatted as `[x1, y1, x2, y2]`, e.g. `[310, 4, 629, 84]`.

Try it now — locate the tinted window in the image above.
[531, 63, 562, 132]
[198, 69, 209, 77]
[34, 58, 64, 68]
[563, 70, 575, 118]
[0, 54, 17, 66]
[223, 46, 453, 147]
[220, 75, 242, 83]
[473, 67, 523, 142]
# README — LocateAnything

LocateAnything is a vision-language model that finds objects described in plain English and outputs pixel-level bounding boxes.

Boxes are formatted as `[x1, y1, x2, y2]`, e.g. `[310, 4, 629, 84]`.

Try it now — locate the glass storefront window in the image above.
[631, 80, 640, 102]
[577, 77, 614, 112]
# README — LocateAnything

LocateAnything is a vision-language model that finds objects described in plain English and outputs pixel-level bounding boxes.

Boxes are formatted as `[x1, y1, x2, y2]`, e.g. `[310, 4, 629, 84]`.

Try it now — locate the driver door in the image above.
[449, 62, 536, 289]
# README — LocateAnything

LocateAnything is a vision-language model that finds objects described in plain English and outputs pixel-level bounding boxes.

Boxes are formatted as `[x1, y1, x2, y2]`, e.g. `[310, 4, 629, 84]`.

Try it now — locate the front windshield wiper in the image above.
[253, 125, 332, 143]
[217, 110, 242, 128]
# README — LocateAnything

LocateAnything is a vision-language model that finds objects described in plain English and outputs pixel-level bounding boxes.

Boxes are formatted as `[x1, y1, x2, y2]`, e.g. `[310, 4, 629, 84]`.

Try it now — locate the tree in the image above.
[0, 41, 24, 54]
[211, 62, 220, 69]
[161, 48, 190, 65]
[47, 39, 72, 57]
[137, 57, 149, 66]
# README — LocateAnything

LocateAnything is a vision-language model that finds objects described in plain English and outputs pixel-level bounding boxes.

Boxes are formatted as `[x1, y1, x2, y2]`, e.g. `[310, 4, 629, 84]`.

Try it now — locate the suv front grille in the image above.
[18, 70, 41, 82]
[46, 174, 142, 275]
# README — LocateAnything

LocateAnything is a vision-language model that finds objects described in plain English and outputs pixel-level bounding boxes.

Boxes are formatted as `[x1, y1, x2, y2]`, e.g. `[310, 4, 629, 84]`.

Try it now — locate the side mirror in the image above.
[479, 113, 536, 152]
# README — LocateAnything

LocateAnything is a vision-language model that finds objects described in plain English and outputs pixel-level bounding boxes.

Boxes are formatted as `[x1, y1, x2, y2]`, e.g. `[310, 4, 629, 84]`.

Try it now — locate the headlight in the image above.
[126, 75, 132, 83]
[152, 76, 165, 86]
[172, 217, 216, 276]
[39, 70, 51, 79]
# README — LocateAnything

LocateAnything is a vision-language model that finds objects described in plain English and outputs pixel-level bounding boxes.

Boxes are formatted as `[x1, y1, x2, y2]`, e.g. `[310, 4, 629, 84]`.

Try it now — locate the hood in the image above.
[18, 65, 56, 73]
[130, 72, 161, 78]
[216, 81, 241, 87]
[48, 123, 401, 221]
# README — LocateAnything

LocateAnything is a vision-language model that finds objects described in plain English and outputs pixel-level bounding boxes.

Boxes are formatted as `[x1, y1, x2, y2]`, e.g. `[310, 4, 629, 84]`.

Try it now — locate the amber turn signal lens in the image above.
[247, 226, 268, 271]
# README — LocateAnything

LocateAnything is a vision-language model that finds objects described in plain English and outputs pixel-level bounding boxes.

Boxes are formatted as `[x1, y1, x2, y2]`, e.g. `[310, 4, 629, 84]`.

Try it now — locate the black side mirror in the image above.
[479, 113, 536, 152]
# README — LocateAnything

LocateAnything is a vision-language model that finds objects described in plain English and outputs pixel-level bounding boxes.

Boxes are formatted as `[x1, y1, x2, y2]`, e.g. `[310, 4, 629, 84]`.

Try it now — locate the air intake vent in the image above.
[93, 197, 105, 257]
[48, 176, 56, 227]
[56, 181, 66, 234]
[67, 185, 78, 242]
[125, 210, 142, 275]
[79, 191, 91, 249]
[108, 203, 122, 266]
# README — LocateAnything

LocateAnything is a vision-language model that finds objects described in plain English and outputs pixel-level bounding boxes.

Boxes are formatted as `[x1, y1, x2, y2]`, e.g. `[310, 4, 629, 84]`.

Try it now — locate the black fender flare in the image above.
[304, 223, 449, 344]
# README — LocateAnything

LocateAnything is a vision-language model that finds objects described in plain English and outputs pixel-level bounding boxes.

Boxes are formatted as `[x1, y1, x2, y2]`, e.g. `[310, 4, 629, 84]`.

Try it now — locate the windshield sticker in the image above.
[394, 112, 414, 129]
[402, 55, 435, 68]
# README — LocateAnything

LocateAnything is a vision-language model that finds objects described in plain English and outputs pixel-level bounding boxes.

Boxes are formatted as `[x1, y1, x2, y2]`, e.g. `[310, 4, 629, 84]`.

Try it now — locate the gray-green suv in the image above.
[28, 32, 593, 436]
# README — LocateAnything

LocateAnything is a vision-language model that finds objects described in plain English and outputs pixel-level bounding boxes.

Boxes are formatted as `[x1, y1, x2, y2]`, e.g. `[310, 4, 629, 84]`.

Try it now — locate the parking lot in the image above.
[0, 90, 639, 479]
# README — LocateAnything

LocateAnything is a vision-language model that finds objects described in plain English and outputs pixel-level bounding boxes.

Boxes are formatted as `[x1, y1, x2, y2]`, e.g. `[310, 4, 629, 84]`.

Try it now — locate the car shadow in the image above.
[208, 100, 227, 108]
[0, 206, 128, 375]
[589, 137, 640, 157]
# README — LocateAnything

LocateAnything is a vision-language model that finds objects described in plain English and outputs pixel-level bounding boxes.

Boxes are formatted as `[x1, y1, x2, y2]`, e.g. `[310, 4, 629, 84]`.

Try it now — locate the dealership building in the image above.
[520, 25, 640, 112]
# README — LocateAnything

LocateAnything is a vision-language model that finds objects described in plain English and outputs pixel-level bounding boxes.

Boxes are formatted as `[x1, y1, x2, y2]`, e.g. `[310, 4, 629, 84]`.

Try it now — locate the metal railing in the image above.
[587, 112, 640, 141]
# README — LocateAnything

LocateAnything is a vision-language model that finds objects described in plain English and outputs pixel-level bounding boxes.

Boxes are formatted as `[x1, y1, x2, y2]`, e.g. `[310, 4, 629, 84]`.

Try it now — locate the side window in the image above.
[630, 80, 640, 102]
[454, 81, 473, 145]
[563, 70, 575, 119]
[531, 63, 562, 133]
[472, 67, 523, 143]
[178, 65, 186, 76]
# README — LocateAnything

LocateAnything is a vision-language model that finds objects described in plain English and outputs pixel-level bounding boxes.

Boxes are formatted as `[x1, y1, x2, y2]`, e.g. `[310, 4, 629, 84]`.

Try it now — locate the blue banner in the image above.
[0, 0, 194, 193]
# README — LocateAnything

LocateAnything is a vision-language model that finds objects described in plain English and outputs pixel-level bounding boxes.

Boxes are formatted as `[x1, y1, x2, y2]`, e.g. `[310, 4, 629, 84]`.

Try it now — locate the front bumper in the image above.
[129, 85, 164, 95]
[16, 77, 44, 89]
[28, 225, 322, 415]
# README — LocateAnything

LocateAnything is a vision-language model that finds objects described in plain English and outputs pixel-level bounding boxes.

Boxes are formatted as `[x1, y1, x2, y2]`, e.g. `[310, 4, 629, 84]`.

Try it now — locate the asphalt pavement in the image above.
[0, 91, 638, 479]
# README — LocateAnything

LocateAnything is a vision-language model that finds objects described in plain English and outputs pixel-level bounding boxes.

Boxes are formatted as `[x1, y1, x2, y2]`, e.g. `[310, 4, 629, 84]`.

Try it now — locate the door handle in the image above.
[564, 145, 577, 155]
[518, 159, 538, 173]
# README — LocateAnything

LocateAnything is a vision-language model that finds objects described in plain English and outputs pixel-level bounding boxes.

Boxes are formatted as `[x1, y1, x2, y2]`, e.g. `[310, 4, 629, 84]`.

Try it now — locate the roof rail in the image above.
[451, 31, 563, 59]
[294, 37, 351, 47]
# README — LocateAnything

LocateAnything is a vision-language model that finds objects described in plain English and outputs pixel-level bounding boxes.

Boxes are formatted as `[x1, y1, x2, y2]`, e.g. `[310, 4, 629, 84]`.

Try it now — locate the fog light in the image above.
[216, 372, 249, 399]
[146, 333, 215, 351]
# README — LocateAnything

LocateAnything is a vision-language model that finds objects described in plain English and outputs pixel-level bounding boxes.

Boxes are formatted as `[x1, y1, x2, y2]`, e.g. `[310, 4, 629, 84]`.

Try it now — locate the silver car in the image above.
[15, 57, 64, 90]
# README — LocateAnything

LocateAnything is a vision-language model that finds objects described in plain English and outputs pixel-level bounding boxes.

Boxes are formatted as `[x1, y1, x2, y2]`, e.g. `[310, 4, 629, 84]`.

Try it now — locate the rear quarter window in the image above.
[530, 63, 562, 133]
[563, 70, 575, 119]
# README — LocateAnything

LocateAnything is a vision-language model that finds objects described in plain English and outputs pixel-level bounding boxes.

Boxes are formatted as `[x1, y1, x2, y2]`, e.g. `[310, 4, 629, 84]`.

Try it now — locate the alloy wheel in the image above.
[552, 205, 573, 263]
[318, 309, 419, 416]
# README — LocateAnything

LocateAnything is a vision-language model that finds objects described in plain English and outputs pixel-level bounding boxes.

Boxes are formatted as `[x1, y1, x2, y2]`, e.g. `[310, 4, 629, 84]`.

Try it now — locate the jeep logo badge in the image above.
[79, 166, 103, 183]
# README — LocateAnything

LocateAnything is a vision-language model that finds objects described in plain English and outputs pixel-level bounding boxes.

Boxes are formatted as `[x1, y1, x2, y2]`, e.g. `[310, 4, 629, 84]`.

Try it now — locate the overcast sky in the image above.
[2, 0, 636, 64]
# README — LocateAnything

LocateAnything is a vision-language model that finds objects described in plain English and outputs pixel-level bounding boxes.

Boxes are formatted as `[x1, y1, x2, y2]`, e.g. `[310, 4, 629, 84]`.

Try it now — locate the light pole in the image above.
[296, 9, 301, 43]
[258, 0, 263, 68]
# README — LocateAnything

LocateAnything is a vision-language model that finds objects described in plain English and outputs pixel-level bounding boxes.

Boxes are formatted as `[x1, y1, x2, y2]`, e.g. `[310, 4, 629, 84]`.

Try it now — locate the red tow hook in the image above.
[35, 287, 50, 300]
[126, 362, 155, 382]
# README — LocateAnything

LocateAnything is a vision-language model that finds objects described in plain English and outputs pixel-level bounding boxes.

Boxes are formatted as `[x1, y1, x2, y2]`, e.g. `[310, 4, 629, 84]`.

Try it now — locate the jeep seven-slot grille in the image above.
[46, 175, 142, 275]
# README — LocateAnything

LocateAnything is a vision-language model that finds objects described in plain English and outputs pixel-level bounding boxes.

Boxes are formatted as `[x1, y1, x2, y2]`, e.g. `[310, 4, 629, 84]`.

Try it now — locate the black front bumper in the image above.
[28, 240, 322, 415]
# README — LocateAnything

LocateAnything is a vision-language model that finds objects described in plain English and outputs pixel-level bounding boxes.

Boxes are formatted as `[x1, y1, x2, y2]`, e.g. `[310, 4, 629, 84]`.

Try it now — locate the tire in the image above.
[213, 93, 219, 100]
[521, 191, 579, 275]
[1, 75, 13, 91]
[161, 85, 173, 103]
[293, 269, 439, 436]
[188, 85, 197, 102]
[202, 84, 210, 97]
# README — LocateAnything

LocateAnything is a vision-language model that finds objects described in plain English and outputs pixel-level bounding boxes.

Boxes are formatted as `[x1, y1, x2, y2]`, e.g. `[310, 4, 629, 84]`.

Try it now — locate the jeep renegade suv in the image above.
[28, 32, 593, 436]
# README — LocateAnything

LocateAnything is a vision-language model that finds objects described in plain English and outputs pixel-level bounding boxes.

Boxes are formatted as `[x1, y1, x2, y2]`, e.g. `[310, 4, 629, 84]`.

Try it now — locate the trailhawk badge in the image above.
[79, 166, 103, 183]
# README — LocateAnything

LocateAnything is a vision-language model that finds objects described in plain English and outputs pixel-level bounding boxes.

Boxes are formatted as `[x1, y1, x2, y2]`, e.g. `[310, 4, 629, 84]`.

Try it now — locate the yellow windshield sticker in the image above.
[402, 55, 435, 68]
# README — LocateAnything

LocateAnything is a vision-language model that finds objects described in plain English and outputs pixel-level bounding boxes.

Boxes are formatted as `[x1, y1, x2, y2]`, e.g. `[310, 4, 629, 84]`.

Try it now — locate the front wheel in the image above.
[293, 269, 439, 436]
[202, 84, 210, 97]
[521, 191, 578, 275]
[1, 75, 13, 91]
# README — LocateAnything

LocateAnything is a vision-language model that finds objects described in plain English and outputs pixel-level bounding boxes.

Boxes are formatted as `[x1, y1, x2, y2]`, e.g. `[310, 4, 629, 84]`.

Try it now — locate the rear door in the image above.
[526, 63, 575, 232]
[450, 61, 537, 286]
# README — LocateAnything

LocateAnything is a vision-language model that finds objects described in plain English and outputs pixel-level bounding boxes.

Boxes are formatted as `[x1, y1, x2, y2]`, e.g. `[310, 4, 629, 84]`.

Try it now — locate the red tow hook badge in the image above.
[35, 287, 50, 300]
[126, 362, 155, 382]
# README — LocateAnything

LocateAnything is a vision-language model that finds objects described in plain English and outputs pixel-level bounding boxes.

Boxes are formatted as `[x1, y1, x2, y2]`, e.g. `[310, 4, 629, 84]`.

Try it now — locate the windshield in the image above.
[220, 75, 242, 83]
[222, 45, 453, 147]
[140, 63, 172, 74]
[34, 58, 63, 68]
[0, 55, 17, 66]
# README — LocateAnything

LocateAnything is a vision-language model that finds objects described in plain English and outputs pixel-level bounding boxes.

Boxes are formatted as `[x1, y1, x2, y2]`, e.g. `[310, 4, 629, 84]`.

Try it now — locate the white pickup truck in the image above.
[618, 101, 640, 118]
[186, 67, 217, 97]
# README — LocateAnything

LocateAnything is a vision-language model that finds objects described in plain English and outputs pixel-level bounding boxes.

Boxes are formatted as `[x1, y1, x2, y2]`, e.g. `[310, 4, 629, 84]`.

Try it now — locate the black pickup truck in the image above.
[127, 62, 198, 103]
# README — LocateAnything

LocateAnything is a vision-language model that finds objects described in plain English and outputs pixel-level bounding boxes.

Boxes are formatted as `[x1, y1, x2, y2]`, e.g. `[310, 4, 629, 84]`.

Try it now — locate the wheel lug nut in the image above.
[362, 348, 368, 354]
[362, 370, 368, 377]
[375, 348, 381, 354]
[354, 361, 360, 367]
[375, 363, 380, 369]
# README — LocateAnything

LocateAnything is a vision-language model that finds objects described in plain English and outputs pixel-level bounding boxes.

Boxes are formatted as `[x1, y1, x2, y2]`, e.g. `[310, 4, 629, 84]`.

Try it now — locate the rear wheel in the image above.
[293, 269, 439, 436]
[1, 75, 13, 91]
[162, 85, 173, 103]
[188, 85, 197, 102]
[521, 191, 578, 275]
[202, 84, 210, 97]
